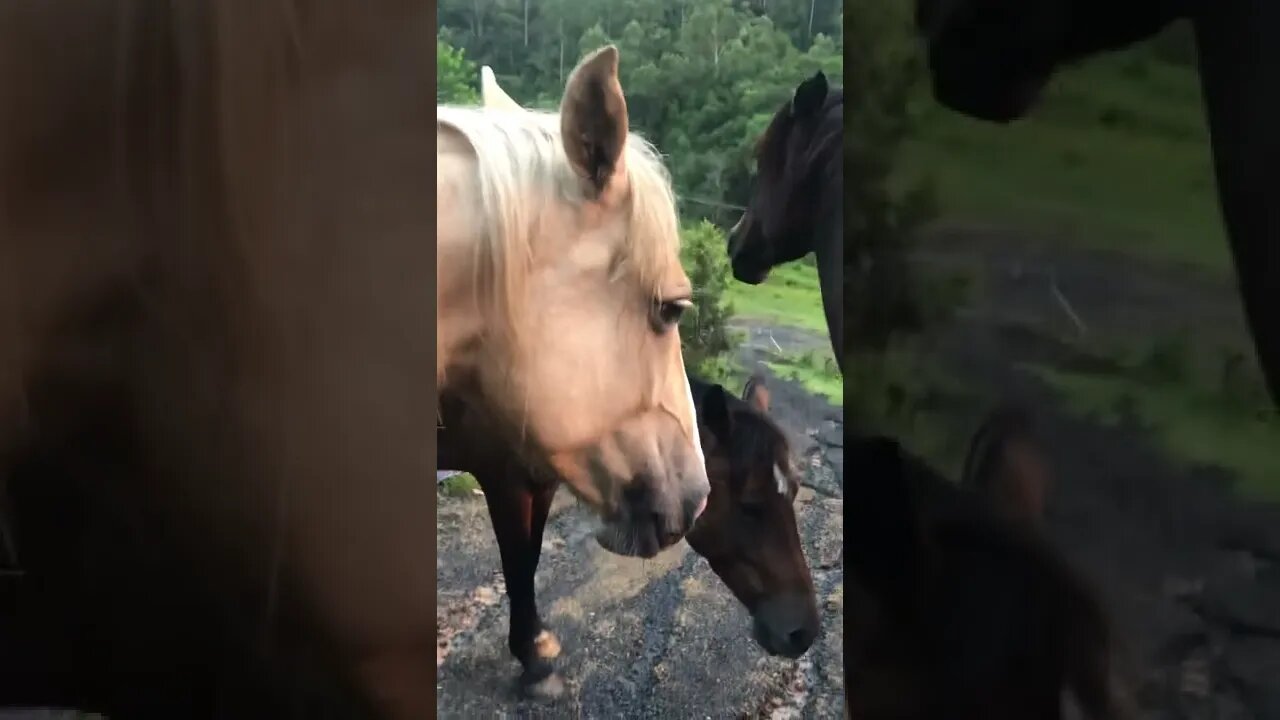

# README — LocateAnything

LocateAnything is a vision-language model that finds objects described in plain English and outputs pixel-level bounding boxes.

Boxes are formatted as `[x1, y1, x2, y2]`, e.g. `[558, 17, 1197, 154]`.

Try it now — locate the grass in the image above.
[765, 349, 843, 406]
[1024, 339, 1280, 500]
[439, 472, 481, 497]
[724, 260, 830, 334]
[690, 350, 754, 396]
[901, 47, 1229, 277]
[720, 256, 845, 404]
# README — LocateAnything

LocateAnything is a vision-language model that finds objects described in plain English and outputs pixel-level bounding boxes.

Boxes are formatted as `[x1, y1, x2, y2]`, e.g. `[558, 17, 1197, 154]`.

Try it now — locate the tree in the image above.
[437, 0, 842, 222]
[438, 39, 480, 105]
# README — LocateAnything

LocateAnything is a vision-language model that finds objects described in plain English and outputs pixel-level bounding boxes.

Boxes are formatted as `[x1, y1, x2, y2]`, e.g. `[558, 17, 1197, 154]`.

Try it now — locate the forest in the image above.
[438, 0, 842, 228]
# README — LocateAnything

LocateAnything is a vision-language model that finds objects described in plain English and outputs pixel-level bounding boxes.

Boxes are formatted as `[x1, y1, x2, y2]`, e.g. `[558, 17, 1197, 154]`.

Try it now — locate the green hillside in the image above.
[901, 39, 1229, 277]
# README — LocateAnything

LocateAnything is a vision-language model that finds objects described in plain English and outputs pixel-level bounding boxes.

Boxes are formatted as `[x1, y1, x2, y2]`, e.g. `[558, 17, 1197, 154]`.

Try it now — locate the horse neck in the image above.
[807, 105, 843, 264]
[812, 154, 843, 366]
[435, 135, 490, 386]
[435, 255, 486, 386]
[1191, 3, 1280, 409]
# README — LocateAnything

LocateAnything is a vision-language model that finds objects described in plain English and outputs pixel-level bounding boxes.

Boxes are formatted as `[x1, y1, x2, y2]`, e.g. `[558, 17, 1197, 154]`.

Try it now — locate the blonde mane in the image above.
[437, 105, 682, 341]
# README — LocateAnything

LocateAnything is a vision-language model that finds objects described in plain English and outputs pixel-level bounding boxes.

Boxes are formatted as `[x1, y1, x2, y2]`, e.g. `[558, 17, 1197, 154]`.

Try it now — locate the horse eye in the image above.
[652, 297, 691, 331]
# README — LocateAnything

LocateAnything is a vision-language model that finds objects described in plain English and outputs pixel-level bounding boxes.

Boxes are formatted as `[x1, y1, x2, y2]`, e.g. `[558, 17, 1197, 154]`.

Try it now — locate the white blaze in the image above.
[774, 463, 789, 495]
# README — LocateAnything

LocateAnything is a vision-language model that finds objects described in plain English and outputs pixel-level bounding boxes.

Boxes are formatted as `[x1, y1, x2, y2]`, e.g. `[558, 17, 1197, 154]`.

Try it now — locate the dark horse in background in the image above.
[846, 409, 1131, 720]
[1, 2, 435, 717]
[916, 0, 1280, 411]
[438, 375, 819, 699]
[728, 71, 844, 373]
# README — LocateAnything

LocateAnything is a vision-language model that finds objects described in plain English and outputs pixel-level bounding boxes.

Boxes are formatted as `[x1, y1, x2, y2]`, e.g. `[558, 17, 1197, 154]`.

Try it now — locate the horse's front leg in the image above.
[477, 468, 563, 699]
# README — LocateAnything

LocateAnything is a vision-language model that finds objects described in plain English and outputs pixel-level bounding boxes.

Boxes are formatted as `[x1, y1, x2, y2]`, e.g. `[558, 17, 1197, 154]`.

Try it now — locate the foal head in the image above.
[436, 46, 708, 558]
[728, 71, 841, 285]
[846, 412, 1128, 720]
[686, 376, 820, 659]
[916, 0, 1185, 122]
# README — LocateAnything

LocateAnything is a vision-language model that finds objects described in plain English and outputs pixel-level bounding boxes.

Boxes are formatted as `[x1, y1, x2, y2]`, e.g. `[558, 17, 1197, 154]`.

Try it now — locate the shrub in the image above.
[438, 39, 480, 105]
[678, 220, 737, 382]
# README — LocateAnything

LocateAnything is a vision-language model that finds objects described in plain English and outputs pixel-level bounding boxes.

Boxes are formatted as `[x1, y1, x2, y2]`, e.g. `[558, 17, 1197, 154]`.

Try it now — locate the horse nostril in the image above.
[685, 494, 708, 528]
[787, 627, 814, 652]
[650, 512, 680, 548]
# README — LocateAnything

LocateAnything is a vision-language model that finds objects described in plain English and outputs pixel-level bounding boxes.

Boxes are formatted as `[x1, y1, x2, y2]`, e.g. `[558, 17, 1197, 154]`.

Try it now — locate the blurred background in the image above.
[851, 4, 1280, 718]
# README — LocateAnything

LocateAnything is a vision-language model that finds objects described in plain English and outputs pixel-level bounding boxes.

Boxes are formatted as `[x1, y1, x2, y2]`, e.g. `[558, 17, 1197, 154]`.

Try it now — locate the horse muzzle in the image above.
[594, 478, 708, 559]
[730, 258, 771, 285]
[752, 593, 821, 658]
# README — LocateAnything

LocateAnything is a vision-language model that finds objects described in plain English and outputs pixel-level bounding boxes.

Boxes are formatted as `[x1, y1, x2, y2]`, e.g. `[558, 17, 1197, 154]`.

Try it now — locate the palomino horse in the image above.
[845, 412, 1130, 720]
[2, 2, 435, 717]
[437, 47, 711, 558]
[915, 0, 1280, 411]
[728, 72, 844, 373]
[438, 375, 818, 699]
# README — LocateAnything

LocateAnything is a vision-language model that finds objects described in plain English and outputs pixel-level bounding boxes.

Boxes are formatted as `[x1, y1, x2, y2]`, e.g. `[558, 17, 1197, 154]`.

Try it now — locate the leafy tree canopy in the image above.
[438, 0, 842, 227]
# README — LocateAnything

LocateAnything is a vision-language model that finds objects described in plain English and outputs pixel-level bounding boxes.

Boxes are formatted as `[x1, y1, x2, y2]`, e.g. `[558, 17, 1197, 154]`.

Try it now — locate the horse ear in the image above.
[701, 382, 733, 442]
[481, 66, 523, 112]
[790, 71, 828, 118]
[560, 45, 629, 196]
[961, 406, 1051, 522]
[742, 373, 770, 413]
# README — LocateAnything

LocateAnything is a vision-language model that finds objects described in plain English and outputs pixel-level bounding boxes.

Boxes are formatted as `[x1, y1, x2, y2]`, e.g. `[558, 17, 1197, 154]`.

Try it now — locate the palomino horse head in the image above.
[687, 375, 819, 659]
[728, 71, 842, 285]
[436, 47, 709, 559]
[915, 0, 1183, 122]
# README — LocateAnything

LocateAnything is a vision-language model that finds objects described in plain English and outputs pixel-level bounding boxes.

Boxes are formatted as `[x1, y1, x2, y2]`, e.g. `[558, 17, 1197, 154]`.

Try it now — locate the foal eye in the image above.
[652, 297, 692, 331]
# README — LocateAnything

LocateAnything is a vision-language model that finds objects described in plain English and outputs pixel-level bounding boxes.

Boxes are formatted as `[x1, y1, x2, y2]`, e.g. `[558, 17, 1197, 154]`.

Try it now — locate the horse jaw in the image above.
[480, 66, 523, 112]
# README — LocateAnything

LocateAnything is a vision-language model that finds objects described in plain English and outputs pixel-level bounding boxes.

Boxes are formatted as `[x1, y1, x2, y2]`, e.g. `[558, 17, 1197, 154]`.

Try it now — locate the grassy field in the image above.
[766, 350, 842, 406]
[439, 472, 481, 496]
[901, 46, 1229, 277]
[724, 259, 845, 406]
[724, 260, 831, 334]
[1029, 361, 1280, 501]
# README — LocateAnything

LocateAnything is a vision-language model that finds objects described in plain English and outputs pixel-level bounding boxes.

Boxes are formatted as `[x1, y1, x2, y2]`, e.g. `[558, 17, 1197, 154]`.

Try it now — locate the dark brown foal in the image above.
[846, 407, 1130, 720]
[437, 374, 819, 699]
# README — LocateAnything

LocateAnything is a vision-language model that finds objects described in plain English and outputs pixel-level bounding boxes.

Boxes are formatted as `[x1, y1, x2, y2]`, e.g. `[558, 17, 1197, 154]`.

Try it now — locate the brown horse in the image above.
[2, 2, 435, 717]
[727, 72, 844, 373]
[438, 375, 818, 699]
[846, 410, 1130, 720]
[437, 48, 710, 558]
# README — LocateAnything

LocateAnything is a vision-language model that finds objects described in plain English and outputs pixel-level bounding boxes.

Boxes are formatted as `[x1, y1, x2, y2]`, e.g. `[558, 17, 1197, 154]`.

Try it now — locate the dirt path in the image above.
[435, 323, 844, 719]
[916, 225, 1280, 719]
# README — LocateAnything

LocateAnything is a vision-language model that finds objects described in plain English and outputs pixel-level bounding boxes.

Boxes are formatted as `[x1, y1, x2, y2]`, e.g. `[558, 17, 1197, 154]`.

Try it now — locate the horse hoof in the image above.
[534, 629, 561, 659]
[522, 671, 565, 700]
